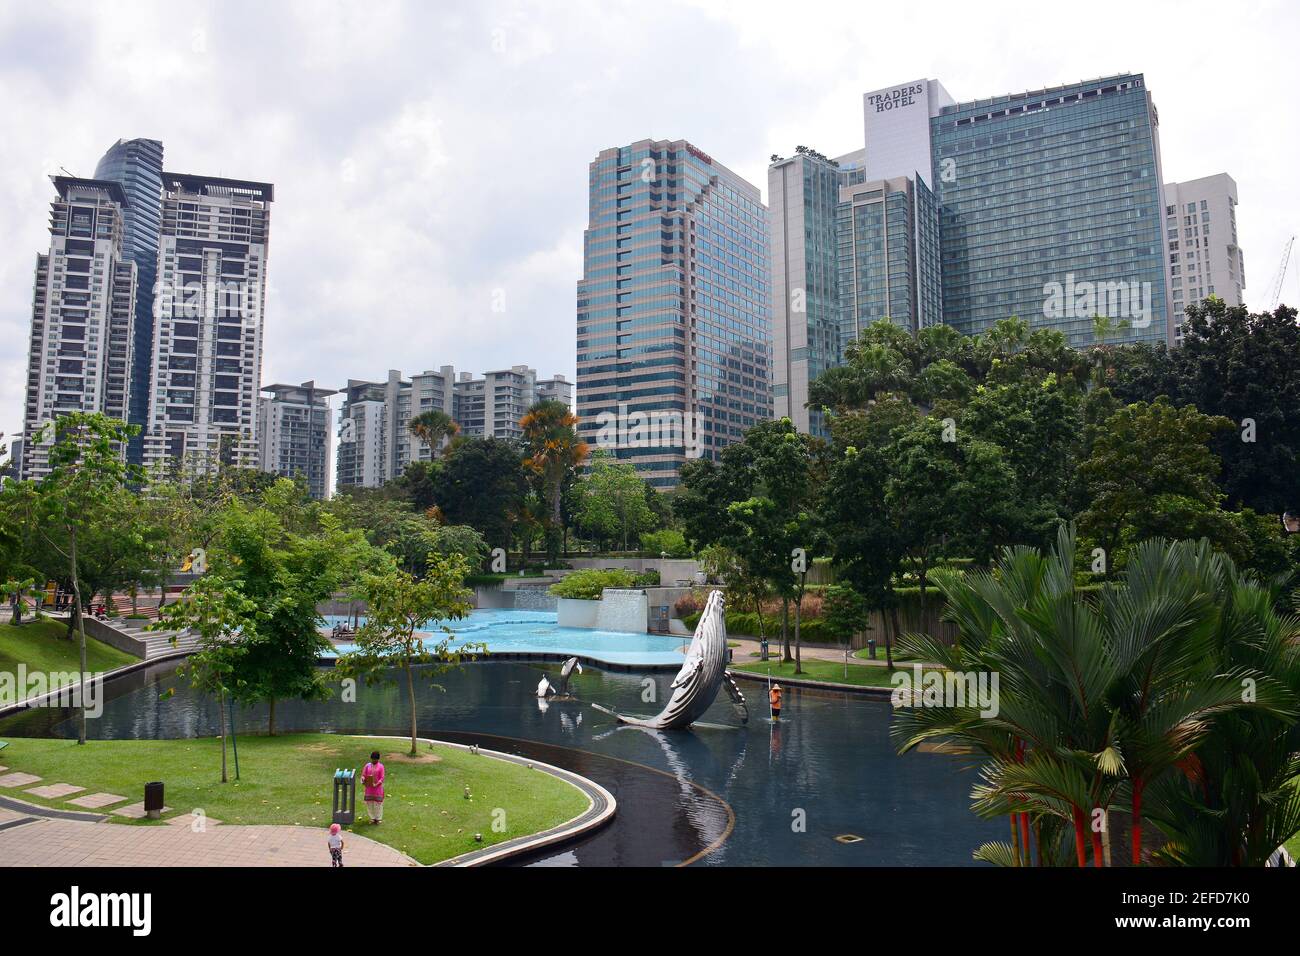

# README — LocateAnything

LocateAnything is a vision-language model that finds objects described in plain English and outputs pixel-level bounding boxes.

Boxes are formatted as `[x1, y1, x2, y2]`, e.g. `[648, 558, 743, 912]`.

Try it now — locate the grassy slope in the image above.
[0, 733, 589, 865]
[0, 618, 138, 683]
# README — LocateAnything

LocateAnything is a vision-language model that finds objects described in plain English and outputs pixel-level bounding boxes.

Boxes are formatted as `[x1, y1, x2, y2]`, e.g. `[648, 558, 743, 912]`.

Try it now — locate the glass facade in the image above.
[94, 138, 164, 462]
[836, 173, 943, 348]
[577, 139, 770, 488]
[931, 74, 1169, 345]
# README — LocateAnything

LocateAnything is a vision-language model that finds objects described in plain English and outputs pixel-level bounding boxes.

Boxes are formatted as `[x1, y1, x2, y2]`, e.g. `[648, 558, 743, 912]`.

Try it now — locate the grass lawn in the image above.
[853, 644, 916, 663]
[0, 733, 590, 865]
[732, 657, 933, 688]
[0, 618, 138, 684]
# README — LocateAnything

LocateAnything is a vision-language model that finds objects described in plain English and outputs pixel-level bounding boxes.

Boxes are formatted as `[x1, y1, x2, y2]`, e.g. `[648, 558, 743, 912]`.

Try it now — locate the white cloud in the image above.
[2, 0, 1297, 449]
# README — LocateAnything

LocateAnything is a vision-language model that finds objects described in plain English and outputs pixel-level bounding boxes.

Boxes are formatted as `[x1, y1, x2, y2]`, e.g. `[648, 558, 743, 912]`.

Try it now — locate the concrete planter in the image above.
[556, 597, 600, 628]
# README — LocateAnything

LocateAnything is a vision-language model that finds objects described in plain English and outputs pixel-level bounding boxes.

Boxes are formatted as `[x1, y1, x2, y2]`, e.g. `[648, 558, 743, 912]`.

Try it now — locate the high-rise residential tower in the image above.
[258, 381, 336, 500]
[1162, 174, 1245, 342]
[142, 173, 274, 477]
[18, 177, 138, 480]
[576, 139, 771, 487]
[93, 138, 163, 463]
[334, 364, 569, 490]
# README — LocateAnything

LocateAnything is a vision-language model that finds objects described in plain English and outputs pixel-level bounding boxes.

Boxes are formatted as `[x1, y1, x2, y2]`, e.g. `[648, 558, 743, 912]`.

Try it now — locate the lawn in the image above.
[732, 657, 930, 688]
[0, 618, 139, 684]
[0, 733, 591, 865]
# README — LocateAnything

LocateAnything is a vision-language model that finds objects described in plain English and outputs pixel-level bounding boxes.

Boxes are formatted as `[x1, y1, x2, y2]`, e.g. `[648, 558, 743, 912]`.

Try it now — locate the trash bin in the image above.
[867, 639, 877, 660]
[332, 769, 357, 826]
[144, 781, 164, 820]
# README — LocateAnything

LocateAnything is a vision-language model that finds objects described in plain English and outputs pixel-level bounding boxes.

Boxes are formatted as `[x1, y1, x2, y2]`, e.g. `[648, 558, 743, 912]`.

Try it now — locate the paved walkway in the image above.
[727, 635, 897, 666]
[0, 814, 417, 867]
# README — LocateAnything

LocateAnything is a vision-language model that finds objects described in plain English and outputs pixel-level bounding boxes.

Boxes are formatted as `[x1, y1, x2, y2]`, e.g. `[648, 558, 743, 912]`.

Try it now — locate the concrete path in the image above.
[727, 635, 896, 666]
[0, 815, 417, 867]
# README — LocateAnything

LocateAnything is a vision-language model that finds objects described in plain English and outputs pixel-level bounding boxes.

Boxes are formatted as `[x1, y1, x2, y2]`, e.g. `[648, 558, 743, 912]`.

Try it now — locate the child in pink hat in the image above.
[328, 823, 345, 867]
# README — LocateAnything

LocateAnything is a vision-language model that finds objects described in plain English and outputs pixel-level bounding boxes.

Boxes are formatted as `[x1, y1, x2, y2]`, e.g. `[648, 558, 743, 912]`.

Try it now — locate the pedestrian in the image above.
[327, 823, 345, 867]
[361, 750, 385, 825]
[769, 683, 783, 721]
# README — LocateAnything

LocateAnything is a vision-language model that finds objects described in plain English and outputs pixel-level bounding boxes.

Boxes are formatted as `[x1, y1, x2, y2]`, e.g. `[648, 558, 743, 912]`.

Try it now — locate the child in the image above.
[328, 823, 345, 867]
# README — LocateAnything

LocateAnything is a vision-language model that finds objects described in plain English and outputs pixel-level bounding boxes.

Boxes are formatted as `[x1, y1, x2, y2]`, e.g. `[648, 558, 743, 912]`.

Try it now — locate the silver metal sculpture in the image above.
[597, 589, 740, 730]
[537, 656, 582, 698]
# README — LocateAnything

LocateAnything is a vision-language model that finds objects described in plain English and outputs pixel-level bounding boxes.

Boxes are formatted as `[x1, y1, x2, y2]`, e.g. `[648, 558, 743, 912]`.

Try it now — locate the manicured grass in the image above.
[852, 644, 916, 663]
[732, 657, 934, 688]
[0, 733, 590, 865]
[0, 618, 138, 684]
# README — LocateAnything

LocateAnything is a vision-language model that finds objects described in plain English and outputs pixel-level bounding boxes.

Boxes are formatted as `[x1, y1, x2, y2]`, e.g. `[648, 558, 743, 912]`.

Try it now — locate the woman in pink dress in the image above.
[362, 751, 385, 824]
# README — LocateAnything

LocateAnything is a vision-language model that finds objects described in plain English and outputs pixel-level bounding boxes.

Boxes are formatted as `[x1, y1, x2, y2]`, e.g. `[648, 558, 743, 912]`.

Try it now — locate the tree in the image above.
[519, 400, 588, 564]
[892, 526, 1297, 867]
[574, 452, 655, 551]
[153, 575, 254, 782]
[336, 554, 479, 755]
[1077, 398, 1236, 570]
[407, 410, 460, 458]
[12, 413, 141, 744]
[433, 438, 527, 550]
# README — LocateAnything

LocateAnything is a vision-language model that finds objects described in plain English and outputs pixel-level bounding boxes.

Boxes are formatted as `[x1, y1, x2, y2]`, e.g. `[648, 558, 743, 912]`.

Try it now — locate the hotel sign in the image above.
[868, 83, 924, 112]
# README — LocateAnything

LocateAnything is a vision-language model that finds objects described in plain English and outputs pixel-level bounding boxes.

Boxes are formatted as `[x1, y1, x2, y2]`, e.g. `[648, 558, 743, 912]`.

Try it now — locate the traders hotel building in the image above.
[772, 73, 1175, 432]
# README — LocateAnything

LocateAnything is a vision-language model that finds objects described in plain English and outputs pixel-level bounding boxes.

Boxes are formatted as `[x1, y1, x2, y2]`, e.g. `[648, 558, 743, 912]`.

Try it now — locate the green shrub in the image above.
[632, 569, 660, 587]
[549, 568, 637, 600]
[639, 529, 693, 558]
[683, 609, 839, 644]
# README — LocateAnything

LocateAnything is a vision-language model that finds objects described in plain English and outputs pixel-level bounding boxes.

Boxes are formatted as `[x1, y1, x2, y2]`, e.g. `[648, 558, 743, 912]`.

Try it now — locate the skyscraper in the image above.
[93, 137, 163, 463]
[1162, 174, 1245, 341]
[576, 139, 771, 487]
[769, 147, 862, 435]
[932, 74, 1171, 345]
[142, 173, 274, 477]
[771, 72, 1181, 433]
[19, 177, 137, 480]
[258, 381, 336, 500]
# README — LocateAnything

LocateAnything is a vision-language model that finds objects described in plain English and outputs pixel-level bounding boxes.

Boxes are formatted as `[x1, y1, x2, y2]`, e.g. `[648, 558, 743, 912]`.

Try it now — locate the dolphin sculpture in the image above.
[596, 589, 743, 730]
[537, 656, 583, 698]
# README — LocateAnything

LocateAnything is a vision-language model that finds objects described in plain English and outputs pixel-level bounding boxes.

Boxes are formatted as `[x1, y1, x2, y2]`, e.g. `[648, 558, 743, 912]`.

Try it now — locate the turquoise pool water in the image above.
[324, 608, 689, 666]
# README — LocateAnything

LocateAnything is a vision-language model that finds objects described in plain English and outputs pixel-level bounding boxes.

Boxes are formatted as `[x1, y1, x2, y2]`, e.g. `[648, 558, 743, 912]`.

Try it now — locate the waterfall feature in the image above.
[513, 587, 558, 611]
[594, 588, 648, 634]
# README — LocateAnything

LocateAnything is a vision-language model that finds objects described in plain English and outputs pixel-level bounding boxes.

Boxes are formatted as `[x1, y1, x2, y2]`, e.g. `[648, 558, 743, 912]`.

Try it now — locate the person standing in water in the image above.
[362, 750, 385, 825]
[769, 683, 783, 721]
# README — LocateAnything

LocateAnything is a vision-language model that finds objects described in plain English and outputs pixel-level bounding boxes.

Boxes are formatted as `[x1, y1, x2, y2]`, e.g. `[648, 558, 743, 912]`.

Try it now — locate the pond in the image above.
[0, 657, 999, 866]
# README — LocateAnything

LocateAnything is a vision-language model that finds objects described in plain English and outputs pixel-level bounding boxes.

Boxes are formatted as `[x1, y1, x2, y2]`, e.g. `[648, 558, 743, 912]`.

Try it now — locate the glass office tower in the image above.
[576, 139, 771, 488]
[931, 74, 1170, 345]
[94, 138, 164, 462]
[769, 148, 859, 437]
[836, 172, 943, 347]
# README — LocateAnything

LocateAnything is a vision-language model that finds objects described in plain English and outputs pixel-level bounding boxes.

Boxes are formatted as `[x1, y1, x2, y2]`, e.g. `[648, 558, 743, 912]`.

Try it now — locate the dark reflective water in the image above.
[0, 661, 998, 866]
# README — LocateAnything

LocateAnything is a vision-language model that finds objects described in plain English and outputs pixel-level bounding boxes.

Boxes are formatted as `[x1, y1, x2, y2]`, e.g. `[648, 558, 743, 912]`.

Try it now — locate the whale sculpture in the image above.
[596, 589, 745, 730]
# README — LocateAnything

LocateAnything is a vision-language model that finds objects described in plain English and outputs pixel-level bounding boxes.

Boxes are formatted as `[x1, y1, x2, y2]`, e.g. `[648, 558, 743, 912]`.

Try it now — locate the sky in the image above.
[2, 0, 1297, 450]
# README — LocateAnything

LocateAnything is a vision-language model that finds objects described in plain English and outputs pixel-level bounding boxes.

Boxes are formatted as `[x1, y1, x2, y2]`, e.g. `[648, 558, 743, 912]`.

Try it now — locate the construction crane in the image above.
[1267, 235, 1295, 309]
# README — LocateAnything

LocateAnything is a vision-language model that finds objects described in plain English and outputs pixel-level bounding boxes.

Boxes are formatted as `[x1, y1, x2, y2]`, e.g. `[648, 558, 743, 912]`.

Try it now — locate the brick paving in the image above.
[0, 818, 417, 867]
[24, 783, 85, 799]
[0, 772, 42, 788]
[67, 792, 128, 809]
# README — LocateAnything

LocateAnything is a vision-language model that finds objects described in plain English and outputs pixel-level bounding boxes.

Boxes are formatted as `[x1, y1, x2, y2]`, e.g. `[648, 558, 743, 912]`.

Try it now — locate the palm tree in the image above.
[407, 410, 459, 458]
[892, 525, 1298, 866]
[519, 400, 588, 564]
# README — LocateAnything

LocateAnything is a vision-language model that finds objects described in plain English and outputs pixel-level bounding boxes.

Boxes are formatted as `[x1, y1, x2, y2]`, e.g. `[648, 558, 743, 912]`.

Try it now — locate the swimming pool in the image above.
[324, 608, 689, 667]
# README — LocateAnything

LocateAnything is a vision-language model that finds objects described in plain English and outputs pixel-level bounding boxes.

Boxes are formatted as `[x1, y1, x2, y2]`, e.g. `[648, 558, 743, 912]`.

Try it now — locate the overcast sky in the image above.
[2, 0, 1297, 447]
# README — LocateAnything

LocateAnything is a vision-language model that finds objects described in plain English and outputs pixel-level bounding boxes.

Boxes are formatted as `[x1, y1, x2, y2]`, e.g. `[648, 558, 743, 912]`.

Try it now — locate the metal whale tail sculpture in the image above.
[602, 589, 743, 731]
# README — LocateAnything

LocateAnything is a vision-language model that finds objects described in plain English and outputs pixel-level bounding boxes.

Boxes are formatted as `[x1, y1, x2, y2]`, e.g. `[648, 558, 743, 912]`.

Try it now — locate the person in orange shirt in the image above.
[769, 683, 783, 721]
